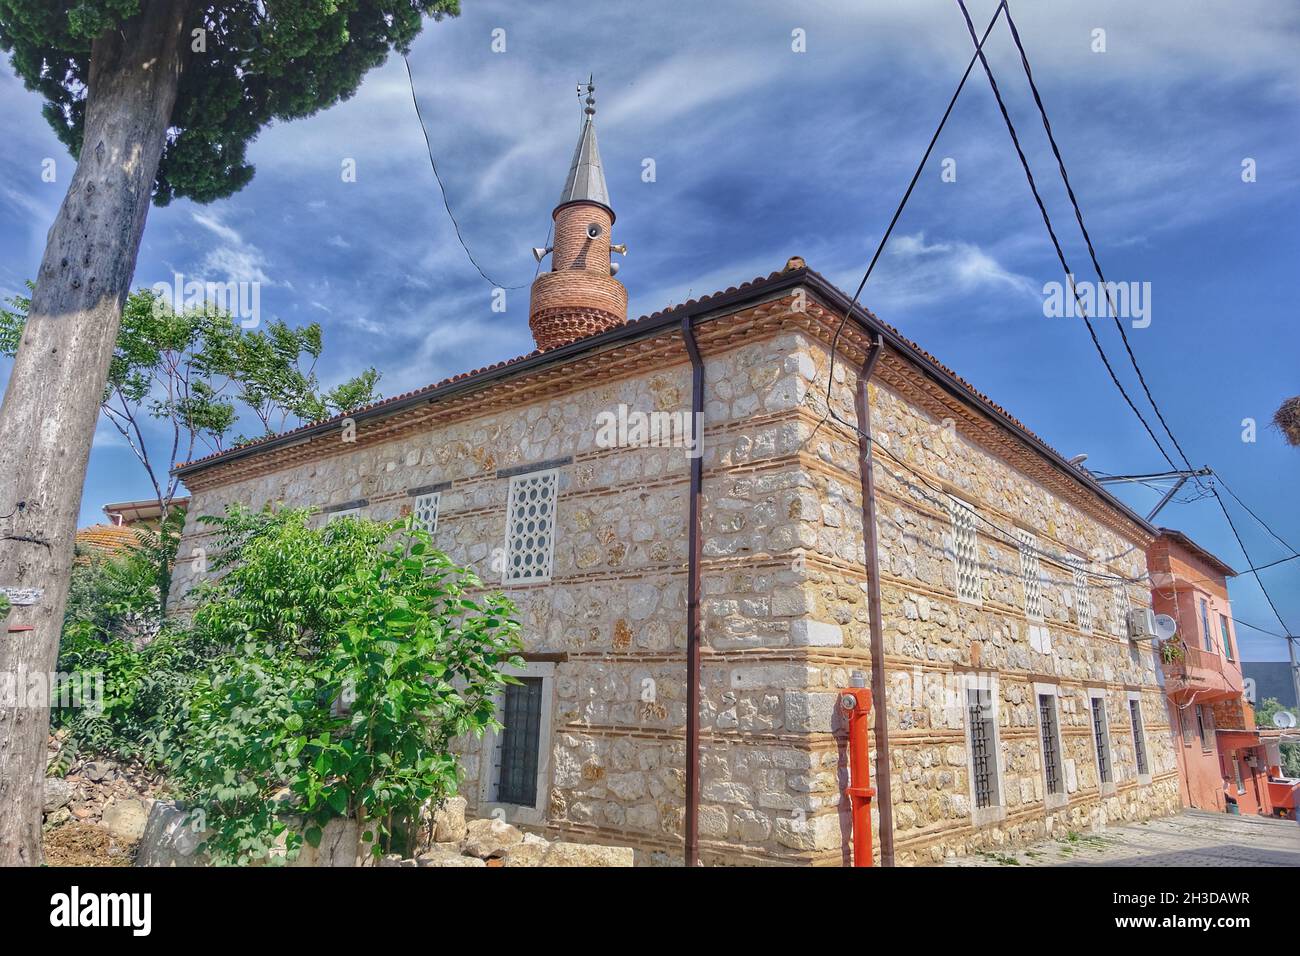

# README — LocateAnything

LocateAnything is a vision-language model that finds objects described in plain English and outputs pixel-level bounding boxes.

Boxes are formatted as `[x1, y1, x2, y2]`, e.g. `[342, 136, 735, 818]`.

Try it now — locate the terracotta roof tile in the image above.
[171, 264, 1083, 485]
[75, 524, 140, 561]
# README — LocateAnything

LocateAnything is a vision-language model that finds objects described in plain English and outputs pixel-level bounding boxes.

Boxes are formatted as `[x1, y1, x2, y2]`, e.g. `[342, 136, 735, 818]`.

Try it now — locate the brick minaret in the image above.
[529, 80, 627, 351]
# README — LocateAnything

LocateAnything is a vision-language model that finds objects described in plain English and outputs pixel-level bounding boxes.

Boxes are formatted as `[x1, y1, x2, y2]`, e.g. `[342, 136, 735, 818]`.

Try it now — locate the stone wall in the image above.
[791, 328, 1180, 864]
[169, 303, 1179, 866]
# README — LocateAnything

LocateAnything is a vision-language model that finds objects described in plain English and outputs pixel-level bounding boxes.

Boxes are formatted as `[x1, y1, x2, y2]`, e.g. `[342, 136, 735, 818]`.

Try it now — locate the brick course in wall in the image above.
[170, 282, 1178, 865]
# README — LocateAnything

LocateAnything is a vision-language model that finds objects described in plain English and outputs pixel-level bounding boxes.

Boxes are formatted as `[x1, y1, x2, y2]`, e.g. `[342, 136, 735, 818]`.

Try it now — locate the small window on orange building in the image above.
[1220, 615, 1235, 662]
[1195, 705, 1210, 752]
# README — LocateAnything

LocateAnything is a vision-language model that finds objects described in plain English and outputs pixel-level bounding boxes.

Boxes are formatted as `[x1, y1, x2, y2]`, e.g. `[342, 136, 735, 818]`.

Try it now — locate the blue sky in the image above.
[1, 1, 1296, 660]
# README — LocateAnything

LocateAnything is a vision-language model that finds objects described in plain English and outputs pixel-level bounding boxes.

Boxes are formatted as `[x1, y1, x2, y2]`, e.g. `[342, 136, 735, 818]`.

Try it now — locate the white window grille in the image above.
[1069, 557, 1093, 634]
[503, 469, 559, 584]
[328, 507, 361, 523]
[1017, 529, 1043, 621]
[1112, 579, 1129, 637]
[412, 492, 440, 536]
[948, 497, 981, 603]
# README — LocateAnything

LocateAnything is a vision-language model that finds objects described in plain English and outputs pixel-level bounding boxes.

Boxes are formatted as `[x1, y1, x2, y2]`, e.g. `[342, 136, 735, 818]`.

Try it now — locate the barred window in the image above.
[494, 677, 544, 807]
[1069, 557, 1093, 633]
[503, 469, 559, 584]
[967, 687, 997, 809]
[1017, 529, 1043, 620]
[1130, 698, 1148, 776]
[328, 507, 361, 523]
[948, 497, 982, 603]
[1038, 693, 1063, 795]
[1091, 697, 1112, 784]
[412, 491, 440, 536]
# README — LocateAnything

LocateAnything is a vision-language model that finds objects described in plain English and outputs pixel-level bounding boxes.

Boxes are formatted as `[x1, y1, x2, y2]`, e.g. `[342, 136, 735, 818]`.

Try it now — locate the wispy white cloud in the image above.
[191, 210, 272, 286]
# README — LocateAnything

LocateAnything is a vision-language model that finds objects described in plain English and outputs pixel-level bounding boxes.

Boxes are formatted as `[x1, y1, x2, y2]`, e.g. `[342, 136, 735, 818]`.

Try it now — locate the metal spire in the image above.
[557, 75, 611, 212]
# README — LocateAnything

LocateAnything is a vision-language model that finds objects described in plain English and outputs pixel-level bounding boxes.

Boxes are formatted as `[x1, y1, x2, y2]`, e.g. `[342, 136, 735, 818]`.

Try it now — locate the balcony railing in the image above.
[1160, 641, 1243, 696]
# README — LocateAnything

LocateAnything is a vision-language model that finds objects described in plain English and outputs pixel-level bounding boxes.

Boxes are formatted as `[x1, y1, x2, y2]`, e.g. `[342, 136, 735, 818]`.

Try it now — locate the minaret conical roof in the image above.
[557, 113, 611, 213]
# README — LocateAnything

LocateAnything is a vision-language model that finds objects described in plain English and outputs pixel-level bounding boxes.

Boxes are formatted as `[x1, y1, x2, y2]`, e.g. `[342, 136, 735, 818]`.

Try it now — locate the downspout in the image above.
[681, 315, 704, 867]
[854, 332, 894, 866]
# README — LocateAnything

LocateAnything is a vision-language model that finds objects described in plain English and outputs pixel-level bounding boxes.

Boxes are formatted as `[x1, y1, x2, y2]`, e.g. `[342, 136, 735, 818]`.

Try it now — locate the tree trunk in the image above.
[0, 0, 193, 865]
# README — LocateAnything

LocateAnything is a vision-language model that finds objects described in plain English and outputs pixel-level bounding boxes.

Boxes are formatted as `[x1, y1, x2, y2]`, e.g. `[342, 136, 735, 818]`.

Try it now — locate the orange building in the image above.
[1149, 529, 1274, 816]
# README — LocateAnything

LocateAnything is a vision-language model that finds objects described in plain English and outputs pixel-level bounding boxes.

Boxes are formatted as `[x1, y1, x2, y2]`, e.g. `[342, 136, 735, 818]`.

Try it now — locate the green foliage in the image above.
[0, 288, 381, 479]
[0, 0, 460, 205]
[169, 508, 520, 865]
[55, 517, 218, 764]
[56, 622, 218, 766]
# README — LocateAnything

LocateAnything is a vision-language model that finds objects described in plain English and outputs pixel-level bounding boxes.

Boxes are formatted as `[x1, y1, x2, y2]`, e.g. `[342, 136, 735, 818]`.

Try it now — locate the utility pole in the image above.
[1093, 468, 1214, 522]
[1290, 636, 1300, 716]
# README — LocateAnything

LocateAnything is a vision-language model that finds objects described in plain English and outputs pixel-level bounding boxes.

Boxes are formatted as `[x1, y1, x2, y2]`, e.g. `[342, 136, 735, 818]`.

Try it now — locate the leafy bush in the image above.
[168, 507, 521, 865]
[55, 624, 218, 767]
[54, 520, 212, 766]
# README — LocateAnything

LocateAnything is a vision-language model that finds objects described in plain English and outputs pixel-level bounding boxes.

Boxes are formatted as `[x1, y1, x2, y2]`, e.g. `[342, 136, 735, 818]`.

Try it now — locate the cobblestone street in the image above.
[948, 810, 1300, 867]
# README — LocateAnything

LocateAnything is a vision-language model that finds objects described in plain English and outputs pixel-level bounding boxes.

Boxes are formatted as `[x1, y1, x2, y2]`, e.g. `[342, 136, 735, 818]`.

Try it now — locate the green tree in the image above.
[1, 286, 381, 516]
[0, 0, 460, 866]
[171, 507, 520, 865]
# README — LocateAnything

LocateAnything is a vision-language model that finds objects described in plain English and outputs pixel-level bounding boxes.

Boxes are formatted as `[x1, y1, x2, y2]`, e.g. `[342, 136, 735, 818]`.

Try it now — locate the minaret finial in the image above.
[580, 74, 595, 117]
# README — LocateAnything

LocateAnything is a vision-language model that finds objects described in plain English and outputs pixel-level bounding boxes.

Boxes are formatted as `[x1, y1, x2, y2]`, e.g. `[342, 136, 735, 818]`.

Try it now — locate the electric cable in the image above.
[403, 52, 531, 290]
[953, 0, 1177, 471]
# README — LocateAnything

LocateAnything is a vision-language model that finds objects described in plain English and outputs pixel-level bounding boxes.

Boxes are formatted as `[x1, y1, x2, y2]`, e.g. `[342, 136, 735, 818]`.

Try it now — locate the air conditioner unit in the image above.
[1127, 607, 1158, 641]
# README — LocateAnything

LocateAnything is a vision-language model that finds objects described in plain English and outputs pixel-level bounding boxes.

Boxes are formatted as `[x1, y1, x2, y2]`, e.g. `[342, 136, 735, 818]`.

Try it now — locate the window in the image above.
[1195, 705, 1208, 751]
[1069, 558, 1093, 634]
[1220, 615, 1235, 662]
[967, 687, 997, 809]
[948, 497, 981, 603]
[1038, 692, 1064, 796]
[327, 507, 361, 523]
[1179, 706, 1194, 747]
[1091, 695, 1112, 785]
[479, 661, 554, 822]
[412, 491, 440, 535]
[1129, 697, 1149, 778]
[1200, 598, 1212, 651]
[1017, 530, 1043, 620]
[495, 678, 544, 806]
[503, 469, 559, 584]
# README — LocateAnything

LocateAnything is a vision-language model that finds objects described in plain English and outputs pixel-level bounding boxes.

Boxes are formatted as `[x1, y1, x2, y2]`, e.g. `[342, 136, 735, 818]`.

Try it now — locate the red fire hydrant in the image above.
[840, 672, 875, 867]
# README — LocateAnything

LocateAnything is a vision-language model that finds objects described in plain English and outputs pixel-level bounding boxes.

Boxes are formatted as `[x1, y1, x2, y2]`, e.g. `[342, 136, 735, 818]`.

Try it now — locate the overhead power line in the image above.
[955, 1, 1296, 640]
[821, 1, 1009, 435]
[953, 0, 1178, 472]
[999, 1, 1200, 480]
[402, 53, 530, 291]
[1214, 471, 1299, 557]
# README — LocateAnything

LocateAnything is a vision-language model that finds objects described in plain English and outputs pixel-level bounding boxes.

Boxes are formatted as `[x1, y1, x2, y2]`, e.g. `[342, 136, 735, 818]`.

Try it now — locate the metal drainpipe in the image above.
[854, 332, 894, 866]
[681, 315, 704, 867]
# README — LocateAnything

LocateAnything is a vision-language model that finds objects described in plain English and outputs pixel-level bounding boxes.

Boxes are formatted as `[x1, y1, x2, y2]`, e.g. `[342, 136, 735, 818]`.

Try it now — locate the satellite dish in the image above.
[1273, 711, 1297, 729]
[1152, 614, 1177, 641]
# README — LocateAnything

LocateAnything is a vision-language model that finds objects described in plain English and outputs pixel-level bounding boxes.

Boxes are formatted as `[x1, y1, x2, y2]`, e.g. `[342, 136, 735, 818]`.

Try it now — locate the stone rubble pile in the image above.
[43, 737, 159, 845]
[136, 795, 633, 867]
[387, 802, 633, 867]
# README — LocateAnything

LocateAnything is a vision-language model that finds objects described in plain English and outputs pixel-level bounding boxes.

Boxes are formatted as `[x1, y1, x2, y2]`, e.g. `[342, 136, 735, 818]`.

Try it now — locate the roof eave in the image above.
[172, 267, 1159, 539]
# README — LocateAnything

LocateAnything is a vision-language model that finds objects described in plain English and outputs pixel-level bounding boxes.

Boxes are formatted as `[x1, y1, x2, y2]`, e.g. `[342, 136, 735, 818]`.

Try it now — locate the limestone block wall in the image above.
[169, 329, 844, 866]
[789, 328, 1181, 864]
[168, 304, 1181, 867]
